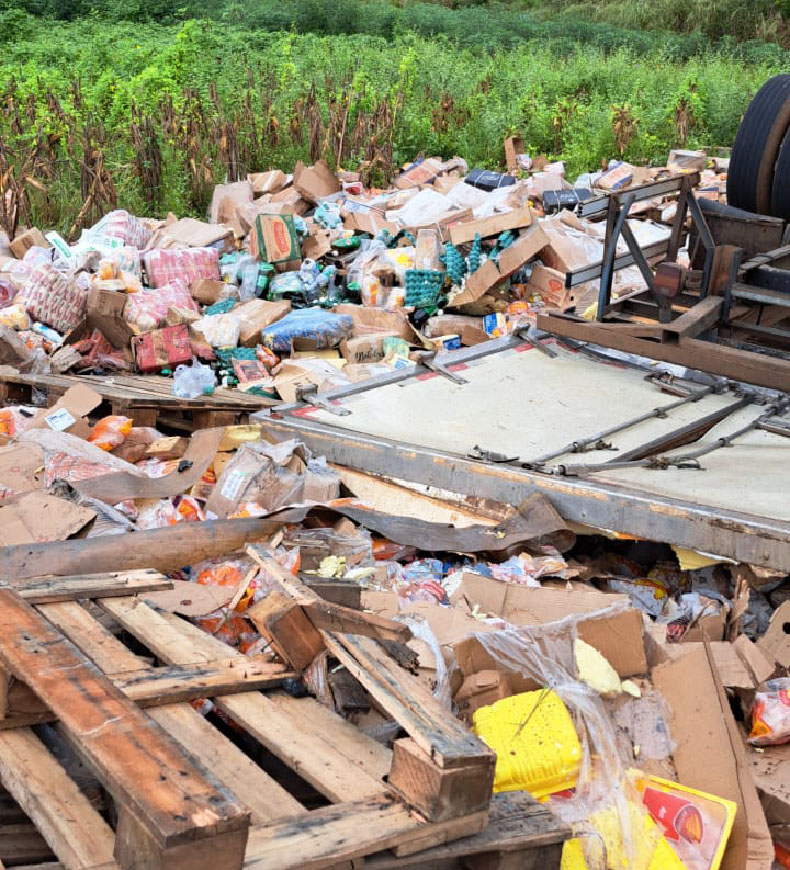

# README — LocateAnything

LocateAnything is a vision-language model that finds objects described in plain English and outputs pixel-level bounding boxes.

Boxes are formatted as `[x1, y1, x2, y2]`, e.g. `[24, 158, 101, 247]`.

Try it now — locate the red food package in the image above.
[132, 324, 192, 374]
[749, 678, 790, 746]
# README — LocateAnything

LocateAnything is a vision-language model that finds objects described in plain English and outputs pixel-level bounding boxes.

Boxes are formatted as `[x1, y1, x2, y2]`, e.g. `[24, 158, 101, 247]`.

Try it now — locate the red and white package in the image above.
[85, 210, 152, 249]
[17, 264, 87, 333]
[749, 679, 790, 746]
[124, 280, 198, 331]
[143, 248, 220, 289]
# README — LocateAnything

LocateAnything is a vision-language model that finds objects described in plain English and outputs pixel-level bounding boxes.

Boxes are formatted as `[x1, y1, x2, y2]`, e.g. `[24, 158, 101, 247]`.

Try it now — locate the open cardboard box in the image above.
[383, 573, 772, 870]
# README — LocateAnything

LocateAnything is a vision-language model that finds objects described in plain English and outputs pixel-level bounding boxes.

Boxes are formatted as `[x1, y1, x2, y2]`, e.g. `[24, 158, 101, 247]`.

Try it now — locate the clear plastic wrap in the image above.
[472, 604, 661, 870]
[399, 615, 452, 709]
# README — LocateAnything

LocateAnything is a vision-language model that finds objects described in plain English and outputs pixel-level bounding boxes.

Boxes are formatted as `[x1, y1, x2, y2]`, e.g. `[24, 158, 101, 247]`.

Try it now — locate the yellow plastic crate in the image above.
[472, 689, 582, 798]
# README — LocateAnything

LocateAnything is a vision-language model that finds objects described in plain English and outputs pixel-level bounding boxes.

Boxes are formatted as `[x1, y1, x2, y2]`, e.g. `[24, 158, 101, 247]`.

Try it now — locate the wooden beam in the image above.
[323, 633, 492, 769]
[243, 799, 487, 870]
[658, 296, 723, 342]
[388, 737, 495, 822]
[246, 553, 410, 671]
[100, 597, 392, 804]
[0, 517, 294, 581]
[0, 728, 116, 870]
[8, 570, 172, 604]
[0, 590, 249, 870]
[40, 601, 301, 825]
[537, 312, 790, 391]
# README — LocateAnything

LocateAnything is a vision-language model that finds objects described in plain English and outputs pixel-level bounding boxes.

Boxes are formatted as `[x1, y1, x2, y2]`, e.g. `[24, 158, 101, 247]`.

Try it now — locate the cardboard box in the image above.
[332, 304, 417, 342]
[448, 206, 533, 246]
[10, 227, 49, 259]
[0, 442, 45, 503]
[526, 264, 575, 308]
[206, 441, 306, 518]
[339, 333, 404, 364]
[132, 324, 191, 374]
[209, 181, 253, 236]
[250, 214, 301, 269]
[234, 299, 292, 347]
[455, 670, 515, 720]
[394, 157, 445, 190]
[450, 223, 549, 309]
[293, 159, 341, 204]
[190, 279, 226, 306]
[155, 217, 233, 249]
[86, 287, 135, 349]
[758, 600, 790, 668]
[248, 170, 287, 196]
[504, 135, 525, 173]
[451, 573, 647, 685]
[303, 464, 341, 503]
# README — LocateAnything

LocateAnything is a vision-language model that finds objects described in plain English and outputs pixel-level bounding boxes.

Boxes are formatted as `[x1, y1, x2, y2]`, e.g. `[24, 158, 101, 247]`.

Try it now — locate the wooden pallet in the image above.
[0, 371, 278, 430]
[0, 572, 570, 870]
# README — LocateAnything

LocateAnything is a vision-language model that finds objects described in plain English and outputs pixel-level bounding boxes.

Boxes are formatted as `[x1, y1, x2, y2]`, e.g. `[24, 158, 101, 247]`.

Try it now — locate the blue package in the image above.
[260, 307, 354, 352]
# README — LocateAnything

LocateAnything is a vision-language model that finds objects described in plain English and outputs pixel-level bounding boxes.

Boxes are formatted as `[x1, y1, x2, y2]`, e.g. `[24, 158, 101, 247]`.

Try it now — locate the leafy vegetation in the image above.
[0, 5, 787, 236]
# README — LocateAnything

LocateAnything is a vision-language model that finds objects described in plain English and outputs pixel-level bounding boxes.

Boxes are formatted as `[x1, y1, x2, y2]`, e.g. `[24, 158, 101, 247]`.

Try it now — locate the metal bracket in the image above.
[415, 351, 468, 385]
[294, 384, 351, 417]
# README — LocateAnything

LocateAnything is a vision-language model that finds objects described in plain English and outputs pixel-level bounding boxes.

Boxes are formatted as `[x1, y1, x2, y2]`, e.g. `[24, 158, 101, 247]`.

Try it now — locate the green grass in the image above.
[0, 6, 787, 233]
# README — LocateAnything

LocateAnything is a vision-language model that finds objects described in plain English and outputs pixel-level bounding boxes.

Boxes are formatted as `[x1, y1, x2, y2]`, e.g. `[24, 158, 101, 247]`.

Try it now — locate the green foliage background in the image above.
[1, 1, 788, 231]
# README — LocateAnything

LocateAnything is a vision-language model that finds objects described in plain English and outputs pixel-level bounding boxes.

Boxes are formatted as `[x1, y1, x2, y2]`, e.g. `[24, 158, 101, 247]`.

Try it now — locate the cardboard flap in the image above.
[0, 492, 95, 546]
[653, 646, 774, 870]
[29, 384, 102, 437]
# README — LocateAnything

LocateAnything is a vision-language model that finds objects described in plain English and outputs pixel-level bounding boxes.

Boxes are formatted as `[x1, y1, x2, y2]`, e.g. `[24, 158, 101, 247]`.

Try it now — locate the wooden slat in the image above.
[0, 657, 294, 729]
[323, 633, 490, 768]
[364, 793, 569, 869]
[100, 597, 392, 803]
[0, 728, 116, 870]
[0, 590, 248, 856]
[537, 311, 790, 391]
[41, 601, 302, 824]
[0, 823, 55, 866]
[244, 799, 486, 870]
[8, 570, 171, 604]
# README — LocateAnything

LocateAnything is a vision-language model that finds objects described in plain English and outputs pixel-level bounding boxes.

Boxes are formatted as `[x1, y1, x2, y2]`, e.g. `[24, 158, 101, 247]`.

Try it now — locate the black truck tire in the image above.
[728, 74, 790, 215]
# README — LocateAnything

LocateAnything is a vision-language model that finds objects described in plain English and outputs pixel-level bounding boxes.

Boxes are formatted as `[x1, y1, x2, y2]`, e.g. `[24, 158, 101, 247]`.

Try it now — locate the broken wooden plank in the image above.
[323, 632, 492, 769]
[40, 601, 303, 825]
[658, 296, 723, 342]
[8, 570, 172, 604]
[388, 737, 496, 823]
[0, 656, 294, 728]
[0, 590, 250, 870]
[364, 792, 569, 869]
[0, 728, 116, 870]
[246, 554, 410, 670]
[243, 799, 486, 870]
[100, 597, 392, 803]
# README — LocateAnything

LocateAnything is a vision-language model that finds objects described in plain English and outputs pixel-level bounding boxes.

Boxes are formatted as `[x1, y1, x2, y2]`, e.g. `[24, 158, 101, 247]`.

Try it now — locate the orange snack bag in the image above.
[87, 415, 133, 451]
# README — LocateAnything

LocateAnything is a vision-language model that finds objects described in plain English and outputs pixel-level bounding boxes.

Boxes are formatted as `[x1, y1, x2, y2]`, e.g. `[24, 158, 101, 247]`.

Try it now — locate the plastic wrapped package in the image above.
[172, 360, 216, 399]
[136, 495, 206, 529]
[260, 308, 353, 352]
[44, 452, 121, 487]
[748, 678, 790, 746]
[82, 210, 152, 249]
[124, 280, 198, 331]
[193, 313, 241, 348]
[111, 427, 163, 463]
[87, 416, 133, 452]
[143, 247, 220, 289]
[401, 616, 453, 709]
[0, 406, 37, 438]
[16, 264, 87, 334]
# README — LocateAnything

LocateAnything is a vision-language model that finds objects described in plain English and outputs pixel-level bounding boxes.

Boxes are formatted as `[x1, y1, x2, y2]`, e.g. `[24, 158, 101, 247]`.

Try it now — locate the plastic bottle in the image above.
[172, 360, 217, 399]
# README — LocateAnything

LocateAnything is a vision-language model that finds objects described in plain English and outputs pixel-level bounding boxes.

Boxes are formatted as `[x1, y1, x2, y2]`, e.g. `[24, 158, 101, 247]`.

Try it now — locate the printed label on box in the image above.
[220, 469, 249, 501]
[44, 408, 77, 431]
